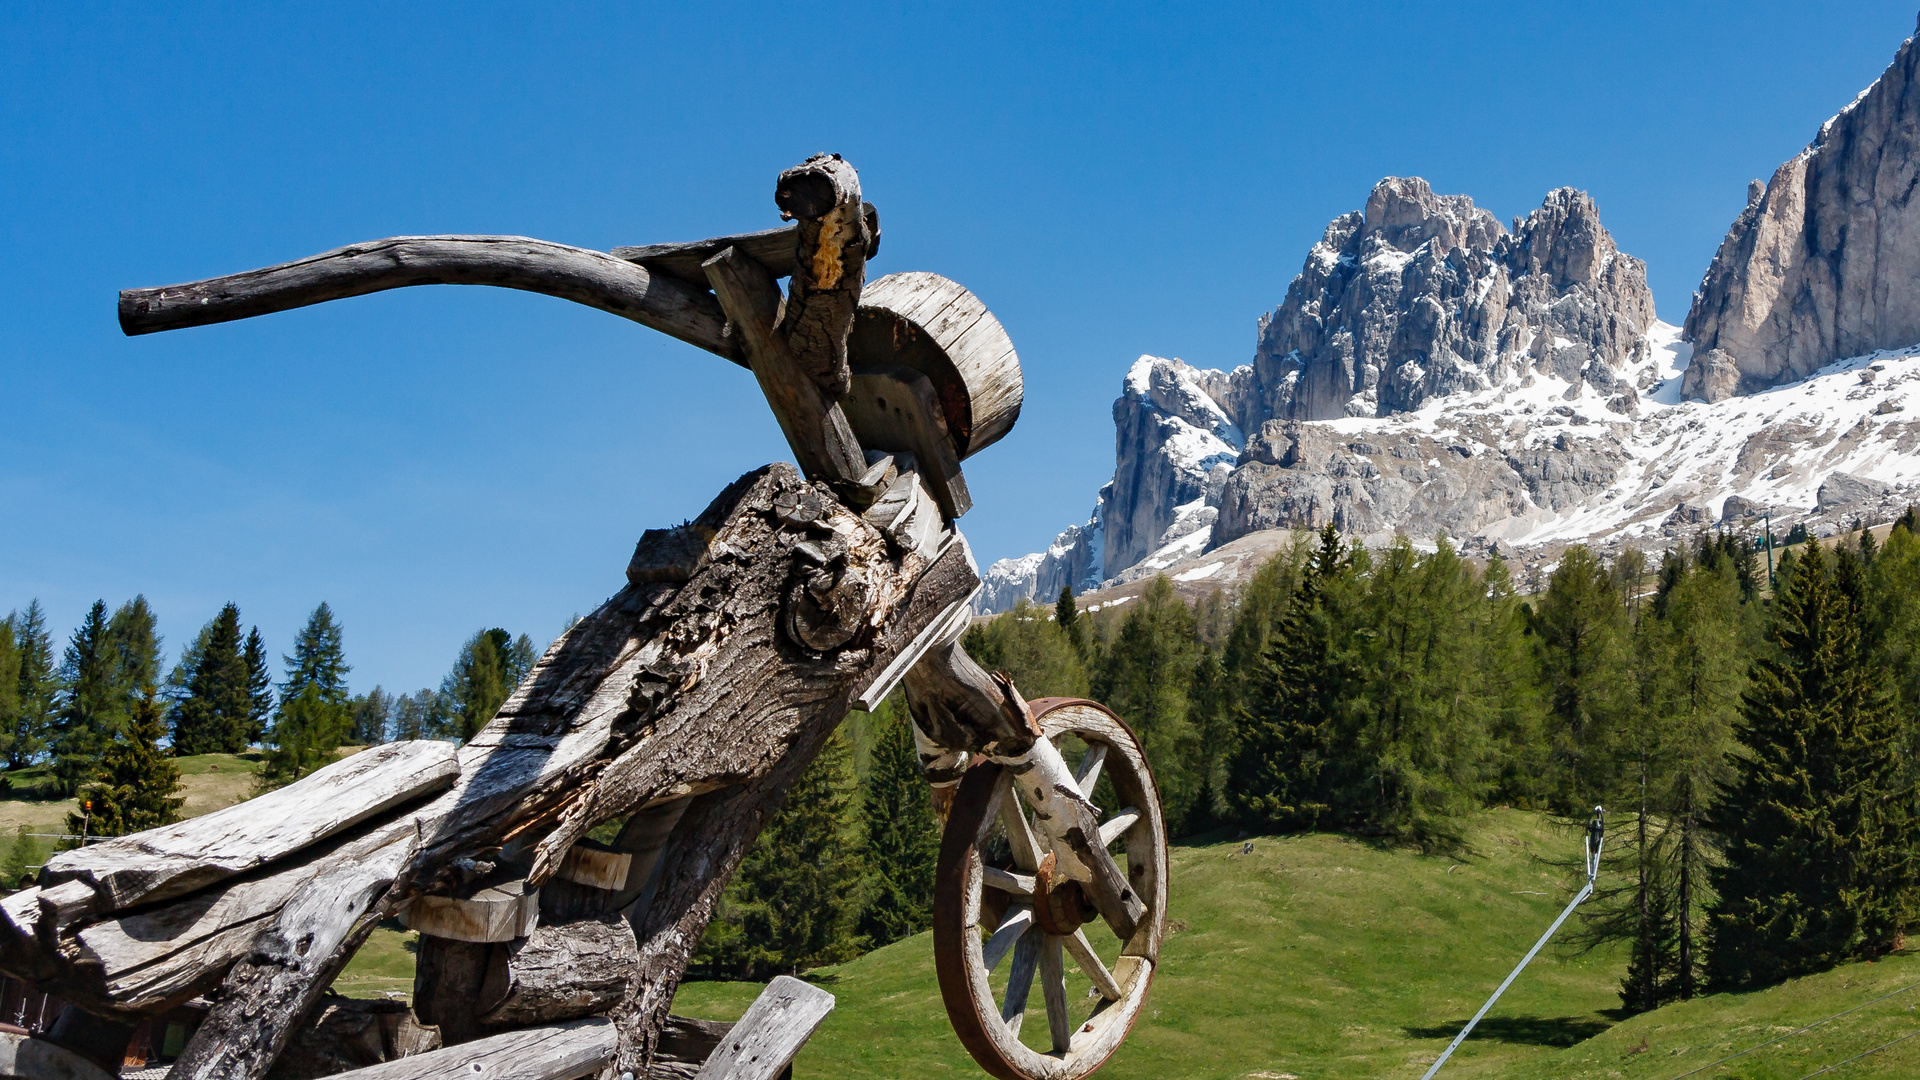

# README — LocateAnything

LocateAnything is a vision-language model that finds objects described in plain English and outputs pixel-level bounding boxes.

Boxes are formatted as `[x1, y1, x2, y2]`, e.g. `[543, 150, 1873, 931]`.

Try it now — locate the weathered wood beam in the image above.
[842, 366, 973, 519]
[401, 879, 539, 944]
[117, 236, 744, 365]
[611, 223, 800, 281]
[41, 741, 456, 913]
[702, 246, 867, 485]
[318, 1018, 616, 1080]
[689, 976, 832, 1080]
[164, 834, 415, 1080]
[775, 155, 872, 398]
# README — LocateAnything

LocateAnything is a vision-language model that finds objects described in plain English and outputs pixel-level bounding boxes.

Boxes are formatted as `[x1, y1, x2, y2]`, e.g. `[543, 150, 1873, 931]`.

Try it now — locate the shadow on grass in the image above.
[1404, 1015, 1613, 1047]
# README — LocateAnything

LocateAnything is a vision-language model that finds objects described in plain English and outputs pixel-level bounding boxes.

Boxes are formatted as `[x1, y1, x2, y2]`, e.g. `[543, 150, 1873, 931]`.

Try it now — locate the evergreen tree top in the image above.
[281, 602, 350, 705]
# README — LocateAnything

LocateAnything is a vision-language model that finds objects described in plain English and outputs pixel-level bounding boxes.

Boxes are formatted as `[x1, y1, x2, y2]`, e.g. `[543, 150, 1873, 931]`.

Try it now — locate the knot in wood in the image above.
[783, 538, 874, 652]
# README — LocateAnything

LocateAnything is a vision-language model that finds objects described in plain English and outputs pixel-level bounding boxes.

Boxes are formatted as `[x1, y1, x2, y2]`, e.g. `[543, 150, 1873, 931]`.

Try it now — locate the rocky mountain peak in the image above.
[1237, 178, 1652, 424]
[1683, 19, 1920, 401]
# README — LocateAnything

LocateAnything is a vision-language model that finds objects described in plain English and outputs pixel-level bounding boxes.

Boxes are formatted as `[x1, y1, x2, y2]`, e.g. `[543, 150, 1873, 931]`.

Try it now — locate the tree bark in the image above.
[775, 155, 870, 398]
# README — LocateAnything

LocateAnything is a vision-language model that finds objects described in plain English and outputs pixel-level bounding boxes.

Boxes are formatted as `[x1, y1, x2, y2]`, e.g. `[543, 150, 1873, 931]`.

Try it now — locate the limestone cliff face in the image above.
[1684, 19, 1920, 401]
[1226, 179, 1655, 422]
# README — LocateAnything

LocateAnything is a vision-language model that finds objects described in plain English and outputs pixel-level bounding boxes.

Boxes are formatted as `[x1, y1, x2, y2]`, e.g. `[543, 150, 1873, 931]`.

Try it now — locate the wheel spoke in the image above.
[1074, 743, 1107, 797]
[997, 775, 1045, 872]
[1002, 928, 1040, 1033]
[1099, 805, 1141, 846]
[983, 865, 1035, 898]
[983, 905, 1033, 972]
[1062, 927, 1124, 1001]
[1040, 933, 1071, 1053]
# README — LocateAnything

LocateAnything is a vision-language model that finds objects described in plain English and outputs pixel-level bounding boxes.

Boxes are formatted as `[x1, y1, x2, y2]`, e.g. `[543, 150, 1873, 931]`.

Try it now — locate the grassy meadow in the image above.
[6, 762, 1916, 1078]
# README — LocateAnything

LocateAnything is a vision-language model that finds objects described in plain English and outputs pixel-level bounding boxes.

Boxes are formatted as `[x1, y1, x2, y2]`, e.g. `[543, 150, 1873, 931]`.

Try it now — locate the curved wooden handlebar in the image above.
[117, 234, 746, 366]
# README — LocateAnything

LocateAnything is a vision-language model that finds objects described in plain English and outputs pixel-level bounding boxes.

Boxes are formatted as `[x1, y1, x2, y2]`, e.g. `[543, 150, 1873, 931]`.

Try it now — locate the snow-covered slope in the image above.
[981, 323, 1920, 610]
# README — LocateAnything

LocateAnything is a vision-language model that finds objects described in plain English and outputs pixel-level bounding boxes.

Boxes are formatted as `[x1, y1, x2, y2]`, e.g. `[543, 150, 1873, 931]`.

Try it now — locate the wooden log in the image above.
[117, 236, 742, 364]
[702, 246, 867, 485]
[612, 223, 800, 281]
[401, 880, 539, 944]
[318, 1018, 616, 1080]
[410, 938, 497, 1048]
[41, 741, 457, 912]
[263, 998, 441, 1080]
[841, 366, 972, 519]
[775, 155, 870, 398]
[688, 976, 832, 1080]
[479, 918, 637, 1026]
[554, 841, 632, 892]
[851, 272, 1023, 459]
[164, 834, 415, 1080]
[0, 1032, 114, 1080]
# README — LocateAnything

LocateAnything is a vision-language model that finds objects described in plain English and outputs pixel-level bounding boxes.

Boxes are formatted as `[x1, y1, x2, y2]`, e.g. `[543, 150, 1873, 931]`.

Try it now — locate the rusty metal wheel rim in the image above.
[932, 698, 1168, 1080]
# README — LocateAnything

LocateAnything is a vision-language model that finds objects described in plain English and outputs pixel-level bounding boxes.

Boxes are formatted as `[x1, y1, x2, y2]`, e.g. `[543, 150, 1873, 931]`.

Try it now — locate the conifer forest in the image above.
[6, 513, 1920, 1016]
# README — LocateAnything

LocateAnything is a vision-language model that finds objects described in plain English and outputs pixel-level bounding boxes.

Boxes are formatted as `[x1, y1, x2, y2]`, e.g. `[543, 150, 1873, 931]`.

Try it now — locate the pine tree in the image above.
[261, 603, 352, 788]
[243, 626, 273, 744]
[10, 601, 56, 769]
[2, 826, 37, 887]
[1896, 504, 1919, 536]
[699, 733, 865, 978]
[442, 629, 517, 741]
[68, 690, 183, 840]
[51, 601, 124, 796]
[856, 700, 940, 946]
[350, 687, 393, 744]
[963, 600, 1088, 701]
[170, 604, 252, 755]
[1705, 544, 1915, 990]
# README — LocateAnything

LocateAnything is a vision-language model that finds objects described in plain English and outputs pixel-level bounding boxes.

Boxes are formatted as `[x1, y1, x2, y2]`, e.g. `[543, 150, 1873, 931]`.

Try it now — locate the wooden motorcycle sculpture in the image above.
[0, 156, 1166, 1080]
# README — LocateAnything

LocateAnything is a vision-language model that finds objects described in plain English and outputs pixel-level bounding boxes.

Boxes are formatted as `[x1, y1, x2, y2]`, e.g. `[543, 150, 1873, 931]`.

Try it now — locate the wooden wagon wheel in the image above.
[932, 698, 1168, 1080]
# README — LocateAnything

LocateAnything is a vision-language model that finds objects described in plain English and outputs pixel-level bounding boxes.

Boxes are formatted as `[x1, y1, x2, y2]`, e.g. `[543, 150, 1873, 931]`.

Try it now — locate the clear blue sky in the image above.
[4, 2, 1914, 697]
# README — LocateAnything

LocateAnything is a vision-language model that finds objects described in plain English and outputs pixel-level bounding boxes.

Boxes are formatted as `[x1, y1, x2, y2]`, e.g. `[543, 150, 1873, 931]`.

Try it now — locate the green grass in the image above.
[674, 810, 1920, 1080]
[335, 925, 420, 1002]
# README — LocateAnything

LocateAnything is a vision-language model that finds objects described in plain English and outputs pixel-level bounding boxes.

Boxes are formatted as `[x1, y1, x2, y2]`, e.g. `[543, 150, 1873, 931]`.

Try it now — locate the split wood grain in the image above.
[41, 741, 456, 912]
[689, 975, 832, 1080]
[612, 223, 799, 281]
[842, 366, 972, 519]
[164, 834, 415, 1080]
[117, 236, 741, 364]
[852, 272, 1023, 459]
[402, 880, 539, 944]
[318, 1018, 616, 1080]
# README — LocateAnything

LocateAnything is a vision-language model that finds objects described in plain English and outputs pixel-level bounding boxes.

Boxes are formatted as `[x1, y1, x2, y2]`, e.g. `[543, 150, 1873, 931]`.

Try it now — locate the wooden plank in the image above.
[402, 880, 539, 944]
[851, 586, 970, 712]
[853, 272, 1024, 459]
[981, 906, 1032, 973]
[320, 1018, 615, 1080]
[1000, 930, 1039, 1034]
[1075, 744, 1107, 797]
[980, 866, 1034, 899]
[117, 236, 740, 363]
[611, 224, 799, 282]
[166, 833, 415, 1080]
[702, 246, 867, 485]
[42, 741, 458, 912]
[842, 366, 972, 519]
[689, 975, 833, 1080]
